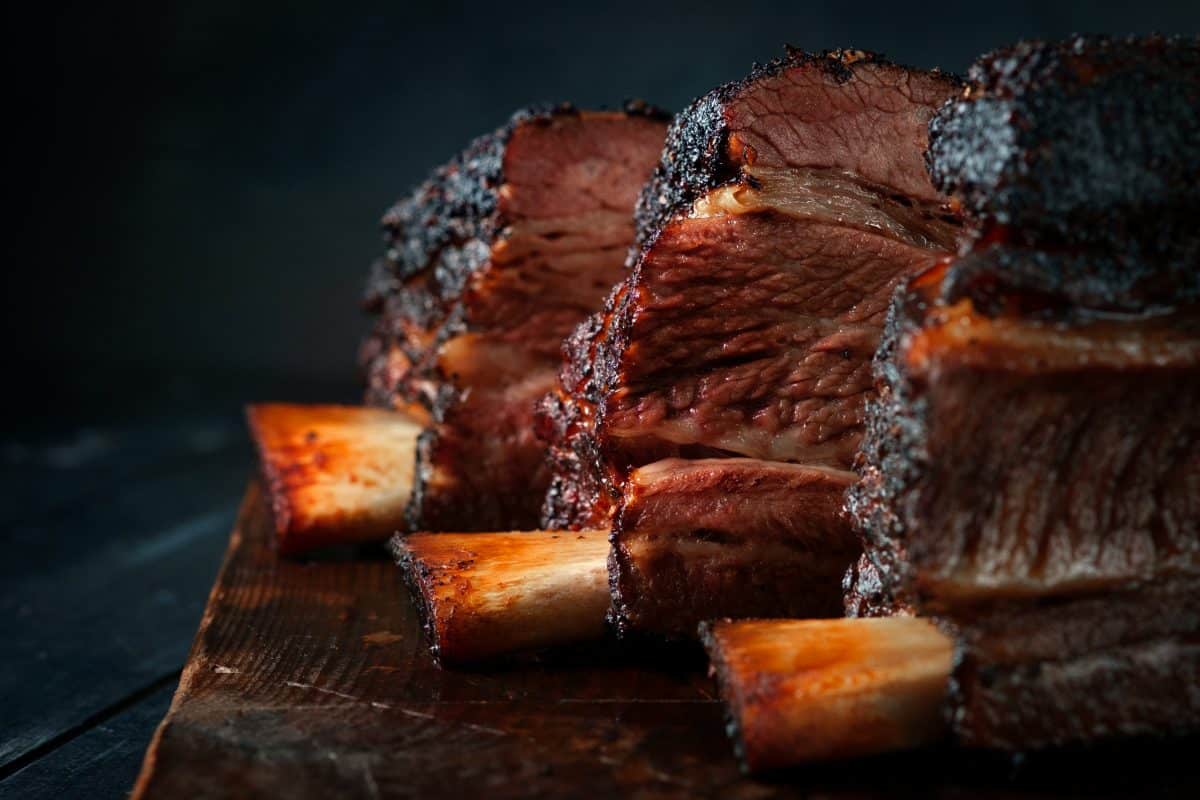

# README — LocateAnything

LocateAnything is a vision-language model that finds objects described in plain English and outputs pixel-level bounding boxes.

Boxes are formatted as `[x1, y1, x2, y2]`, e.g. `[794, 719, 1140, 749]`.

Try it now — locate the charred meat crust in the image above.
[844, 283, 929, 611]
[634, 48, 963, 252]
[928, 34, 1200, 311]
[940, 242, 1200, 318]
[362, 101, 671, 417]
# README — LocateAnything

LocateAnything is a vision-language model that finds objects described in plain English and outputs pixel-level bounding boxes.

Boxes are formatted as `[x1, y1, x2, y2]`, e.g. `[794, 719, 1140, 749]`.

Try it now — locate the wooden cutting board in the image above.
[130, 482, 1200, 799]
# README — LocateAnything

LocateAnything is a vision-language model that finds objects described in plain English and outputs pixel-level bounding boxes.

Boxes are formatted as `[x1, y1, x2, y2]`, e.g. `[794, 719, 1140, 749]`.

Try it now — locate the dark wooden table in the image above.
[5, 410, 1200, 799]
[0, 412, 252, 798]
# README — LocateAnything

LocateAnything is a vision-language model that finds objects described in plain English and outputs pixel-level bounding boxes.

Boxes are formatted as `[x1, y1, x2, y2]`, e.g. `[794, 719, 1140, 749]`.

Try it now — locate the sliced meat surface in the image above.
[542, 51, 963, 533]
[610, 458, 858, 638]
[539, 50, 962, 637]
[848, 262, 1200, 749]
[363, 104, 668, 531]
[848, 36, 1200, 750]
[850, 264, 1200, 610]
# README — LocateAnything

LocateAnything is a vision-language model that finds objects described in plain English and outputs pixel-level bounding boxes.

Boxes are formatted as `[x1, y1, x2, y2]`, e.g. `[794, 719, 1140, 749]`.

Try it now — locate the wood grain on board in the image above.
[130, 483, 749, 799]
[0, 417, 246, 774]
[131, 483, 1200, 799]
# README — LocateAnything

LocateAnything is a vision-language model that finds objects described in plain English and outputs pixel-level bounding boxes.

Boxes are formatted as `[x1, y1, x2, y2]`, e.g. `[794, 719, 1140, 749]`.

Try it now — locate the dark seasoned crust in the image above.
[941, 242, 1200, 318]
[927, 35, 1200, 311]
[843, 278, 931, 610]
[363, 112, 506, 316]
[634, 48, 963, 251]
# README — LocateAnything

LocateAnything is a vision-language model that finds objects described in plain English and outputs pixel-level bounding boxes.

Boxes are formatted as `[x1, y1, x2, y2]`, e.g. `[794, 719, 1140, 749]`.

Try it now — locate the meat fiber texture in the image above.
[538, 50, 964, 637]
[361, 104, 667, 532]
[848, 35, 1200, 750]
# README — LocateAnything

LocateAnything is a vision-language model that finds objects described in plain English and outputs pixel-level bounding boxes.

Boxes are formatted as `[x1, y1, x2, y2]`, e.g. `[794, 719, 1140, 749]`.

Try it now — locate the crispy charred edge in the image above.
[698, 620, 754, 770]
[634, 47, 963, 252]
[927, 34, 1200, 304]
[389, 533, 445, 663]
[605, 519, 635, 639]
[538, 294, 627, 530]
[842, 554, 913, 618]
[405, 427, 438, 532]
[361, 103, 565, 407]
[359, 105, 534, 413]
[844, 273, 934, 613]
[248, 410, 298, 539]
[366, 101, 667, 525]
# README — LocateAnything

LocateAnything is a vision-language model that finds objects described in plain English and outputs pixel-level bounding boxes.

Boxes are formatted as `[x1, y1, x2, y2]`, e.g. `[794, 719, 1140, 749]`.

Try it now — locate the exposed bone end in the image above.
[246, 403, 424, 554]
[395, 529, 611, 665]
[701, 617, 954, 771]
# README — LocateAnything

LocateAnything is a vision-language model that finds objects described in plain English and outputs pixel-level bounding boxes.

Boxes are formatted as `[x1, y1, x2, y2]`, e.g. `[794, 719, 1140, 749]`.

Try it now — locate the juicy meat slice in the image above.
[851, 265, 1200, 610]
[542, 50, 963, 533]
[535, 50, 963, 642]
[610, 458, 859, 638]
[637, 49, 960, 246]
[927, 34, 1200, 311]
[604, 206, 956, 467]
[362, 104, 668, 531]
[847, 262, 1200, 748]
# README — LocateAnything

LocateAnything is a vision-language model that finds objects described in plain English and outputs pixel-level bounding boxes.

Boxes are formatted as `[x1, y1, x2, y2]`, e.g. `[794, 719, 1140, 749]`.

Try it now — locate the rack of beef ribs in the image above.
[250, 104, 669, 553]
[707, 34, 1200, 770]
[538, 49, 964, 639]
[848, 34, 1200, 750]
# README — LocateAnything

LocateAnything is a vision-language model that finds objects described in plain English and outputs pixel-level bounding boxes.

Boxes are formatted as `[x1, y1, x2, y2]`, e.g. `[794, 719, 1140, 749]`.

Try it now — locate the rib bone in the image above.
[395, 529, 610, 665]
[701, 617, 954, 770]
[247, 403, 423, 554]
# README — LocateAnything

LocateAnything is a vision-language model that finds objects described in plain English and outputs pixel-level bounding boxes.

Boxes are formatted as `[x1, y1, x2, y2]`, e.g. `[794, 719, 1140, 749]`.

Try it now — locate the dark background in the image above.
[8, 0, 1200, 426]
[4, 3, 1200, 797]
